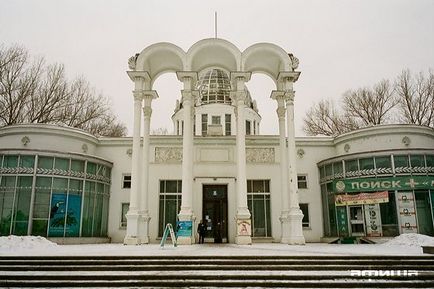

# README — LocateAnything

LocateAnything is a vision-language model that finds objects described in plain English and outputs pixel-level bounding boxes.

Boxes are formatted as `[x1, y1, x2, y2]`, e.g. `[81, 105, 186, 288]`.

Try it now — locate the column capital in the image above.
[142, 90, 159, 100]
[230, 90, 248, 103]
[177, 71, 198, 92]
[277, 71, 300, 83]
[276, 107, 286, 119]
[270, 90, 286, 102]
[285, 90, 295, 105]
[127, 71, 151, 82]
[230, 71, 252, 83]
[132, 90, 144, 101]
[143, 106, 152, 118]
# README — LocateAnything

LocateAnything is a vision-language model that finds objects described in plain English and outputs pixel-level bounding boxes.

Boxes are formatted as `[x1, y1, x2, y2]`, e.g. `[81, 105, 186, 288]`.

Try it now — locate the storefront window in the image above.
[394, 155, 409, 168]
[325, 164, 333, 176]
[3, 155, 18, 168]
[38, 156, 53, 169]
[345, 159, 359, 172]
[0, 176, 16, 235]
[426, 155, 434, 167]
[12, 176, 32, 235]
[359, 158, 374, 170]
[375, 156, 391, 169]
[333, 162, 343, 175]
[19, 155, 35, 168]
[410, 155, 425, 168]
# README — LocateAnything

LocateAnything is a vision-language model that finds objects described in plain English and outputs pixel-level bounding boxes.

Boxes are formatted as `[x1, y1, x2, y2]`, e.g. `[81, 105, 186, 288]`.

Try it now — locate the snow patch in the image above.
[0, 235, 57, 251]
[383, 233, 434, 247]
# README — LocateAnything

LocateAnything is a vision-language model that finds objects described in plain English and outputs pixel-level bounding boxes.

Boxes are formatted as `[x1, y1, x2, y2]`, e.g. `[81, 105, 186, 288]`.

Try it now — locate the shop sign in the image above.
[336, 206, 349, 237]
[333, 176, 434, 193]
[397, 192, 418, 233]
[364, 204, 382, 237]
[335, 191, 389, 206]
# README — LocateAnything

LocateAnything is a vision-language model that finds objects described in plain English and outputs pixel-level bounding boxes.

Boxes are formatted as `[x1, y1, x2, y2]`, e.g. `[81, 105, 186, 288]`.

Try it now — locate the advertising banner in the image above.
[333, 176, 434, 193]
[335, 191, 389, 206]
[397, 192, 418, 233]
[364, 204, 382, 237]
[48, 193, 82, 237]
[48, 193, 67, 237]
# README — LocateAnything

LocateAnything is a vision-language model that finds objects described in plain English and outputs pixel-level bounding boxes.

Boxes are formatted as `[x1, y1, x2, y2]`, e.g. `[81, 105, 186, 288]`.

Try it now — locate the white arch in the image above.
[187, 38, 241, 73]
[242, 43, 293, 81]
[135, 42, 186, 82]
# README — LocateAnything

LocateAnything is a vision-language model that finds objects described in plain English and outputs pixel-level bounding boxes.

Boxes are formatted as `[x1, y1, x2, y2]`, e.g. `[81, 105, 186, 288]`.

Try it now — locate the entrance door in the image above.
[202, 185, 228, 243]
[415, 191, 434, 236]
[349, 205, 365, 236]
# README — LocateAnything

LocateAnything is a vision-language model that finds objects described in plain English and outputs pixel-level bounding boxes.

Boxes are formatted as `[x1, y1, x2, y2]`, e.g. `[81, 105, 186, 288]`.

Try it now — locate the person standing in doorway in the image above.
[197, 220, 207, 244]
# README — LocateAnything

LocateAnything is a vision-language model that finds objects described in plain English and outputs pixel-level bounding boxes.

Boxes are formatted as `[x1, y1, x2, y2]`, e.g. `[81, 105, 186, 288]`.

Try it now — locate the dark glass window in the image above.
[122, 175, 131, 189]
[297, 175, 308, 189]
[299, 203, 310, 228]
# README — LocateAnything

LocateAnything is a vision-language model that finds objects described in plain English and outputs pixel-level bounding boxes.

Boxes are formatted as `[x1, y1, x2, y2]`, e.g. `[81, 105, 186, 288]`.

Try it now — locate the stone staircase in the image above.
[0, 255, 433, 288]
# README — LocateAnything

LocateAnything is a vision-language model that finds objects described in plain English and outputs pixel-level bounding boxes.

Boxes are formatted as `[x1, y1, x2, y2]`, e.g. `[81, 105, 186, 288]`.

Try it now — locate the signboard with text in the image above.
[364, 204, 382, 237]
[335, 191, 389, 206]
[333, 176, 434, 193]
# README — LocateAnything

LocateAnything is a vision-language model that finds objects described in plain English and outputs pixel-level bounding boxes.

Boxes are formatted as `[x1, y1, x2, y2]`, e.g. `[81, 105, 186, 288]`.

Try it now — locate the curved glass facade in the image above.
[319, 153, 434, 238]
[197, 69, 232, 104]
[0, 152, 111, 238]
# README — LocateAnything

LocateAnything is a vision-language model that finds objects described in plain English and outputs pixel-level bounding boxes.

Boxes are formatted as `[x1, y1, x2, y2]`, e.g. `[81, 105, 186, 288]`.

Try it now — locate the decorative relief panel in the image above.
[246, 148, 275, 163]
[155, 147, 183, 163]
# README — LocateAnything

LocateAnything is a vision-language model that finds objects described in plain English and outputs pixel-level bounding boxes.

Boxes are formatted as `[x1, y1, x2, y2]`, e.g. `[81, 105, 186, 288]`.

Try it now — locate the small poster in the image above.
[364, 204, 382, 237]
[177, 221, 193, 237]
[237, 220, 251, 236]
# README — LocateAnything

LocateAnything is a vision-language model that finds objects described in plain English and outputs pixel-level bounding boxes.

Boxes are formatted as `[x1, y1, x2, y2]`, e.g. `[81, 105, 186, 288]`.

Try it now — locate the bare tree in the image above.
[0, 44, 126, 137]
[151, 127, 169, 135]
[343, 80, 397, 126]
[303, 99, 359, 136]
[395, 70, 434, 126]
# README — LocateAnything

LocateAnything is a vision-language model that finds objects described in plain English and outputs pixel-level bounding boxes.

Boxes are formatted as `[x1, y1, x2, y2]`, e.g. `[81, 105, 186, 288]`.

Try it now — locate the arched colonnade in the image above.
[124, 38, 305, 245]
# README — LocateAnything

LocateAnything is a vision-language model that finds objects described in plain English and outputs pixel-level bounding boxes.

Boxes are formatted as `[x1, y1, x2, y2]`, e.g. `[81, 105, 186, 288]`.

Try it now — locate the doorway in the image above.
[349, 205, 365, 236]
[202, 185, 228, 243]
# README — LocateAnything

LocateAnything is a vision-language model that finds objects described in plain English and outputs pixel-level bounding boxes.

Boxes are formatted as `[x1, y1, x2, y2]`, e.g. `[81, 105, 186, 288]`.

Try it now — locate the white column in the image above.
[284, 78, 305, 245]
[124, 84, 143, 245]
[138, 91, 158, 244]
[271, 91, 290, 244]
[177, 72, 197, 245]
[231, 72, 252, 245]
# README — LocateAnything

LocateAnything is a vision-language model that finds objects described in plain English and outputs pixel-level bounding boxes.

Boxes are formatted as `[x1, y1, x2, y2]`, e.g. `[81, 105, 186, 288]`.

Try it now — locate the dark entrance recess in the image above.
[202, 185, 228, 243]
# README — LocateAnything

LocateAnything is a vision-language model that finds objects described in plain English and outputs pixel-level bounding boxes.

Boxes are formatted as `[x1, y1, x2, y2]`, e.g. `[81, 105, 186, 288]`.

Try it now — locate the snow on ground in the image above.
[0, 235, 57, 251]
[0, 234, 432, 256]
[383, 233, 434, 246]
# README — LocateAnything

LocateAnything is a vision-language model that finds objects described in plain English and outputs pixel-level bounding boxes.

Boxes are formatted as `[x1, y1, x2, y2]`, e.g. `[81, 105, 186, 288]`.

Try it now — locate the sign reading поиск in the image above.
[333, 176, 434, 193]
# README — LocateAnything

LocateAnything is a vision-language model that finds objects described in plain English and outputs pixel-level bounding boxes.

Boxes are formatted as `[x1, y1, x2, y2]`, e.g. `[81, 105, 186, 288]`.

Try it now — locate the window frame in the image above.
[297, 175, 308, 189]
[122, 174, 131, 189]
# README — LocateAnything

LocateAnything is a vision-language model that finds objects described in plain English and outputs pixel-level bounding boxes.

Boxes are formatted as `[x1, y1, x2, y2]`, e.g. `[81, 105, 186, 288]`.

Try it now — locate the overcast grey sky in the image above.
[1, 0, 433, 136]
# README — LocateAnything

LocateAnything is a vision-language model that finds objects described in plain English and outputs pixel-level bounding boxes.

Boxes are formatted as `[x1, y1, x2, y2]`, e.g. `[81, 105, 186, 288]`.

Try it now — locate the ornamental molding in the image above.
[21, 136, 30, 146]
[246, 148, 275, 163]
[155, 147, 183, 163]
[402, 136, 411, 146]
[128, 53, 139, 70]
